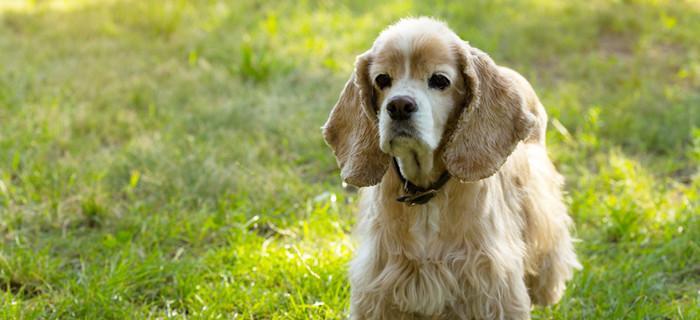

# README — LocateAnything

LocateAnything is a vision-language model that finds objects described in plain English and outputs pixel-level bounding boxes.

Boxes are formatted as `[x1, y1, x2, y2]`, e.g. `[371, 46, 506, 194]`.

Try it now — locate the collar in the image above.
[392, 158, 451, 206]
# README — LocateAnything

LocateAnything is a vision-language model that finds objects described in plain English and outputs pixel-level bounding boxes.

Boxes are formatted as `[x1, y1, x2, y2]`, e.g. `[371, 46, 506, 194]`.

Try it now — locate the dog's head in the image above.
[323, 17, 535, 187]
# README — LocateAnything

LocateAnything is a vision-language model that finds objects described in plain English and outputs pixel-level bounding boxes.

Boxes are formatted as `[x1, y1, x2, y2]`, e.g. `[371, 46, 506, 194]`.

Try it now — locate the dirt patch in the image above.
[1, 277, 42, 298]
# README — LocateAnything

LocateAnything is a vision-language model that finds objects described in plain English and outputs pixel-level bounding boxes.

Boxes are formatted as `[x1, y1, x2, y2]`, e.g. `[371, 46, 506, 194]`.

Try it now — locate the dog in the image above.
[322, 17, 580, 319]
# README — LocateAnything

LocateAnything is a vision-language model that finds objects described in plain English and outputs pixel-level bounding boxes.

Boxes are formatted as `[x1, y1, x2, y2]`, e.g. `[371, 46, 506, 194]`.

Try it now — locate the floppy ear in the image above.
[443, 43, 536, 182]
[322, 51, 390, 187]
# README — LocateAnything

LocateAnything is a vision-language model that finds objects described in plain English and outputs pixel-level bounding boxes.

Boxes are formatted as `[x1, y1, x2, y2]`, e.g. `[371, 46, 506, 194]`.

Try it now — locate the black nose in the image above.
[387, 96, 417, 120]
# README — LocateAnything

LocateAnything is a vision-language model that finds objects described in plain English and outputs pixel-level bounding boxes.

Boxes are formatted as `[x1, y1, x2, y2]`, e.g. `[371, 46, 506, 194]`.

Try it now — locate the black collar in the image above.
[392, 158, 451, 206]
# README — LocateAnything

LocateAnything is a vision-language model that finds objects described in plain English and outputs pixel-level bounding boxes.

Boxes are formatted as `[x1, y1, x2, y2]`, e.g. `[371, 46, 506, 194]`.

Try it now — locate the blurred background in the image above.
[0, 0, 698, 318]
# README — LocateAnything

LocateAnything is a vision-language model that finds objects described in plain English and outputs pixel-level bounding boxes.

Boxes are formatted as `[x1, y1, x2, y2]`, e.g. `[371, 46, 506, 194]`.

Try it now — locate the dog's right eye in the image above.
[375, 74, 392, 89]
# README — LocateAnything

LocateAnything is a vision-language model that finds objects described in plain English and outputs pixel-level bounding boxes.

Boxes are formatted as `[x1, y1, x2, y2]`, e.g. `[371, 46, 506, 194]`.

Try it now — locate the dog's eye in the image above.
[428, 74, 450, 90]
[375, 74, 392, 90]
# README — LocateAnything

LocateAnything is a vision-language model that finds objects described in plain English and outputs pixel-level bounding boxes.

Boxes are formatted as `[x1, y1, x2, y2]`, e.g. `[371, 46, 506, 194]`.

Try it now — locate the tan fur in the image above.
[443, 46, 538, 182]
[323, 17, 580, 319]
[323, 52, 390, 187]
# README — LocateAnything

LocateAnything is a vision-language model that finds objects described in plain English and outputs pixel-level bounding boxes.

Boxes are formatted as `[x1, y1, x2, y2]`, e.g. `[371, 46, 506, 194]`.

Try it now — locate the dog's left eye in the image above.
[428, 74, 450, 90]
[375, 74, 392, 90]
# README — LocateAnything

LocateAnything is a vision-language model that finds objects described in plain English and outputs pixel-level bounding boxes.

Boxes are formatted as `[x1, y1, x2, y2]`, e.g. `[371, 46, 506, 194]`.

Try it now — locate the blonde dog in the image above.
[323, 17, 580, 319]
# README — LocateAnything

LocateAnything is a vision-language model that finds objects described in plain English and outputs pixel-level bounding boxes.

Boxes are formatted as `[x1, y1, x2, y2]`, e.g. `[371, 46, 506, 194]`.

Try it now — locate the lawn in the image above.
[0, 0, 698, 318]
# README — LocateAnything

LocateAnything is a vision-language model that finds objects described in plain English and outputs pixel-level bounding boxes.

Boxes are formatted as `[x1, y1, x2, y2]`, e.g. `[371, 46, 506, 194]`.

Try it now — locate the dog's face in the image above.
[323, 17, 536, 187]
[370, 28, 467, 182]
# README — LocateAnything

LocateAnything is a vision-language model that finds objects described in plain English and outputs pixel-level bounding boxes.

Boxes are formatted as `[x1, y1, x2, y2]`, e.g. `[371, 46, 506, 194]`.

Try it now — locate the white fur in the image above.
[374, 36, 458, 185]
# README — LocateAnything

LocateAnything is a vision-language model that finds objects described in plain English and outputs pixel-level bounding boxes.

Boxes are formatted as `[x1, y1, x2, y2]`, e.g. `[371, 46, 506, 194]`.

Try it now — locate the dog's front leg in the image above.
[448, 269, 531, 320]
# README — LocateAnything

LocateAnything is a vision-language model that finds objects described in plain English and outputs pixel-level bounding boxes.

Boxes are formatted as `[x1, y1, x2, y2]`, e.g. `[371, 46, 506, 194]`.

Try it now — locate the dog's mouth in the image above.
[382, 126, 422, 153]
[391, 125, 418, 139]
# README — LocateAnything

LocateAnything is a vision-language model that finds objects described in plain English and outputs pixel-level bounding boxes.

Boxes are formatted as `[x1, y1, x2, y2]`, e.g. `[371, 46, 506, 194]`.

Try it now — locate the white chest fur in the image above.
[409, 202, 442, 259]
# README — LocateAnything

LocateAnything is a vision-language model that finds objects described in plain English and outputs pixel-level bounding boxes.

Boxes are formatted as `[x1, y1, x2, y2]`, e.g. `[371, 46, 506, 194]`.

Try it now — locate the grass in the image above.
[0, 0, 698, 318]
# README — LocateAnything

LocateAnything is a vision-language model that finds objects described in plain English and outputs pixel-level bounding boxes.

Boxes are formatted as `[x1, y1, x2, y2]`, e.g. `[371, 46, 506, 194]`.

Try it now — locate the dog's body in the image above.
[323, 18, 579, 319]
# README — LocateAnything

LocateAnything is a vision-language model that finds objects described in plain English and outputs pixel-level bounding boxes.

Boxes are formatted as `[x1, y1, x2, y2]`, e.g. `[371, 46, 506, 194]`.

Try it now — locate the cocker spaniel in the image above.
[322, 17, 580, 319]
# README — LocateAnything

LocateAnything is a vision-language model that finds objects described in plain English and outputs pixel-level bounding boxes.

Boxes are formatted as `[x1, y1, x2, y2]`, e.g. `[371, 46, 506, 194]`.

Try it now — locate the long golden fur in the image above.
[323, 17, 580, 319]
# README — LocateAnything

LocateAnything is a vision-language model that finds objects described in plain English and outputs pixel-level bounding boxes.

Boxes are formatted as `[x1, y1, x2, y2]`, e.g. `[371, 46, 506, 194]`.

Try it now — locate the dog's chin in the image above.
[381, 133, 429, 155]
[380, 133, 437, 184]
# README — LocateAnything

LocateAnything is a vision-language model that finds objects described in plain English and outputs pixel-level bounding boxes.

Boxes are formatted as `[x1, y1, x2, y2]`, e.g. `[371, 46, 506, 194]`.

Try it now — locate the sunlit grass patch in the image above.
[0, 0, 98, 13]
[569, 150, 695, 241]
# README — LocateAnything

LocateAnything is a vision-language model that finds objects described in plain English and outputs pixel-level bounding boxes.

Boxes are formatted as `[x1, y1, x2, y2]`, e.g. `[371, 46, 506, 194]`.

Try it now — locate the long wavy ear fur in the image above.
[322, 51, 390, 187]
[443, 43, 536, 182]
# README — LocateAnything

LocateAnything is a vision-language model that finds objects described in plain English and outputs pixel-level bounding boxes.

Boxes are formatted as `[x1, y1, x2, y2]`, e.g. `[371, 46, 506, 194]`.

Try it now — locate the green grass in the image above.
[0, 0, 699, 318]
